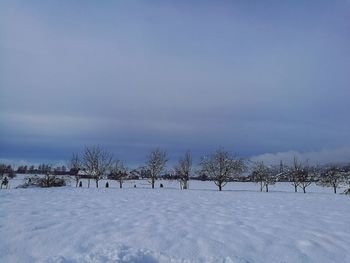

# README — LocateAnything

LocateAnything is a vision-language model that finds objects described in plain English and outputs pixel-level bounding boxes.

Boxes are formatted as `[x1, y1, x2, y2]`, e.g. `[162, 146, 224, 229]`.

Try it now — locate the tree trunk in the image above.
[218, 183, 222, 191]
[333, 185, 337, 194]
[96, 179, 99, 188]
[303, 187, 306, 193]
[260, 182, 263, 192]
[266, 184, 269, 192]
[151, 178, 155, 189]
[119, 181, 122, 189]
[75, 180, 78, 188]
[294, 185, 297, 192]
[88, 179, 90, 188]
[183, 181, 188, 189]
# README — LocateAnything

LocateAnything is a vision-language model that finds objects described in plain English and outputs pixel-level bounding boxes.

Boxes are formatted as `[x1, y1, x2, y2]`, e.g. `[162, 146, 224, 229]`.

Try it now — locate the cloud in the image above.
[251, 148, 350, 166]
[1, 1, 350, 163]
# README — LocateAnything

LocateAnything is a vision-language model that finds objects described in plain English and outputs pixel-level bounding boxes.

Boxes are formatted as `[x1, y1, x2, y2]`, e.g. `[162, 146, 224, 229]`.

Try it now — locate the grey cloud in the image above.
[251, 148, 350, 166]
[1, 1, 350, 164]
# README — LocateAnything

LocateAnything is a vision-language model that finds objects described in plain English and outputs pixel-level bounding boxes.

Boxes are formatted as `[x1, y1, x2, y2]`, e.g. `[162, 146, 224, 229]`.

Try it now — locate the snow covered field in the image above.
[1, 179, 349, 263]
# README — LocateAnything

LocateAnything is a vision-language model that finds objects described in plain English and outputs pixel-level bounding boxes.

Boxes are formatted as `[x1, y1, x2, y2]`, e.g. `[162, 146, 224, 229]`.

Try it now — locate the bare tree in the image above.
[110, 160, 128, 188]
[343, 172, 350, 195]
[199, 149, 245, 191]
[318, 166, 344, 194]
[251, 161, 276, 192]
[145, 148, 168, 189]
[0, 164, 7, 180]
[285, 157, 302, 192]
[70, 153, 81, 187]
[251, 161, 267, 191]
[298, 164, 315, 193]
[174, 151, 192, 189]
[0, 164, 10, 189]
[82, 146, 113, 188]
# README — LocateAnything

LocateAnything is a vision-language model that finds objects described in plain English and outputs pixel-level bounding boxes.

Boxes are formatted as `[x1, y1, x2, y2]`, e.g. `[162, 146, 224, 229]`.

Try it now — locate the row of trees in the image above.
[69, 146, 168, 189]
[1, 146, 350, 193]
[65, 146, 350, 194]
[249, 158, 350, 193]
[0, 163, 68, 188]
[16, 164, 68, 175]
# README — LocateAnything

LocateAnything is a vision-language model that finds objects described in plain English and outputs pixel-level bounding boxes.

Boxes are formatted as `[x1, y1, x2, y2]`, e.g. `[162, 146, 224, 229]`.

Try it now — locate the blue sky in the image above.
[1, 1, 350, 166]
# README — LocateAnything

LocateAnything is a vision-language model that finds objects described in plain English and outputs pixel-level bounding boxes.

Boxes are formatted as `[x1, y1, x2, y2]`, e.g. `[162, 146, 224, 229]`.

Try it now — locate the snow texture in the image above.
[0, 179, 349, 263]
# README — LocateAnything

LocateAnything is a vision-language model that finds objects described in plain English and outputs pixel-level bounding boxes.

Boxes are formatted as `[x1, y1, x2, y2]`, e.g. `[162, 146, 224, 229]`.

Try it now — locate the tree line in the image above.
[67, 146, 350, 194]
[1, 146, 350, 194]
[16, 164, 68, 175]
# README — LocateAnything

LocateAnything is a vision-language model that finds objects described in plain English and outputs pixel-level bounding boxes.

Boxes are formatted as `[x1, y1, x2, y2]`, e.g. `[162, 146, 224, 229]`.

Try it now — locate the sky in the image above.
[1, 0, 350, 167]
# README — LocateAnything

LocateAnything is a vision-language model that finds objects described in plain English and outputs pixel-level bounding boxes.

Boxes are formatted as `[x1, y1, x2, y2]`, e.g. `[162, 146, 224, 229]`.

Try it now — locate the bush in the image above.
[17, 174, 66, 188]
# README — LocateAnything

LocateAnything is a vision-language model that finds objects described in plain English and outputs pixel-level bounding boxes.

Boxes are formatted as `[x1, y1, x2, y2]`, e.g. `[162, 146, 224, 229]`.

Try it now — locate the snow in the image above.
[1, 179, 349, 263]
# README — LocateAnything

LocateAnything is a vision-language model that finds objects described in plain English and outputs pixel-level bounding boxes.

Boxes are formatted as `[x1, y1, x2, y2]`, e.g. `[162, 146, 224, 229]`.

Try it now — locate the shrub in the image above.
[17, 174, 66, 188]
